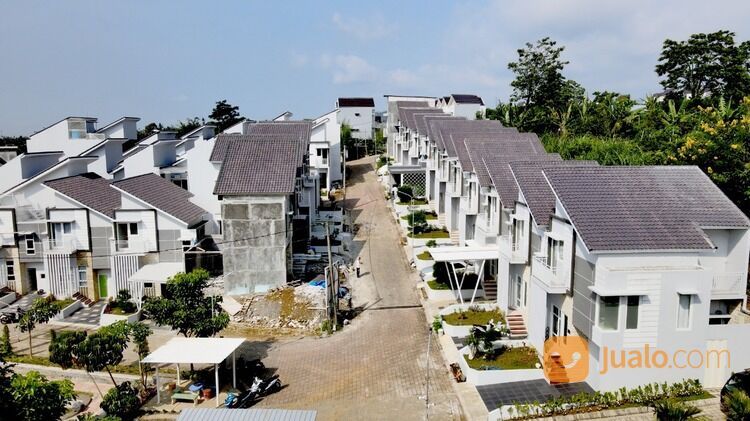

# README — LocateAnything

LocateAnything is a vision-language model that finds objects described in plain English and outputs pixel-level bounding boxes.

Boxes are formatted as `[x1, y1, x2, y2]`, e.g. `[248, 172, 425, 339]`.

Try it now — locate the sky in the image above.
[1, 0, 750, 136]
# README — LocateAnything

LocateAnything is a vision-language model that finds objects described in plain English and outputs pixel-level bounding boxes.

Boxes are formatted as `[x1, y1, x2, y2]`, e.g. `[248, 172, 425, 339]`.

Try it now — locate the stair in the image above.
[483, 278, 497, 301]
[437, 213, 447, 228]
[72, 292, 95, 308]
[449, 230, 459, 244]
[507, 311, 528, 339]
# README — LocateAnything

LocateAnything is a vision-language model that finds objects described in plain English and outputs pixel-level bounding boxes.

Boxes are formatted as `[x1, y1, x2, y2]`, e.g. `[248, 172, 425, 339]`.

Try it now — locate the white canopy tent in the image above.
[128, 262, 183, 307]
[428, 246, 498, 304]
[142, 337, 245, 406]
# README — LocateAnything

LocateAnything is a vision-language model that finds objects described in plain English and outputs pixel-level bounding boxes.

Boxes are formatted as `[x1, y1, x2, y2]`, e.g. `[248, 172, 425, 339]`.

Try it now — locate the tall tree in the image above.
[17, 298, 61, 356]
[656, 30, 750, 101]
[508, 37, 569, 109]
[209, 100, 242, 131]
[142, 269, 229, 337]
[9, 371, 75, 421]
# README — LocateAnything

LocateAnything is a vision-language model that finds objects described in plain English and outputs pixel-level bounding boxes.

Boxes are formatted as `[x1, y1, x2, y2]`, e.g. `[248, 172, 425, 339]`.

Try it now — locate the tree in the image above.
[508, 37, 569, 109]
[0, 358, 17, 418]
[9, 371, 75, 421]
[209, 100, 242, 131]
[0, 325, 13, 357]
[128, 322, 152, 385]
[100, 381, 141, 421]
[142, 269, 229, 337]
[651, 398, 701, 420]
[396, 184, 414, 203]
[656, 30, 750, 102]
[17, 297, 61, 356]
[75, 322, 130, 387]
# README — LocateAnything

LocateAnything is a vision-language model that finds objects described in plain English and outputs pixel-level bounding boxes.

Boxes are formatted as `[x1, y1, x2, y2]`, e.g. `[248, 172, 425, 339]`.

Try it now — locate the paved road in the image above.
[253, 157, 461, 420]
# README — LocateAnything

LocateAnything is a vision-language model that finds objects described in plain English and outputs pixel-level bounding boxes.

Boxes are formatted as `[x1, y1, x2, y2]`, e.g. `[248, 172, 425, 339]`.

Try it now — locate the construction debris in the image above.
[231, 284, 326, 333]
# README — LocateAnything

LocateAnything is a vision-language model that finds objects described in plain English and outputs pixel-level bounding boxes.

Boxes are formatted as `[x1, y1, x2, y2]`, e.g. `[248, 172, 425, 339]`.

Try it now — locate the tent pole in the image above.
[470, 260, 486, 305]
[176, 363, 180, 385]
[215, 363, 220, 407]
[155, 366, 160, 404]
[444, 262, 457, 301]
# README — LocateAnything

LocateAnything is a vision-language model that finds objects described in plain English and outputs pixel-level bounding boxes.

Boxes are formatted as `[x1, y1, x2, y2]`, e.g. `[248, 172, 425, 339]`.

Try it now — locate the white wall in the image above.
[338, 107, 373, 140]
[27, 118, 104, 156]
[185, 137, 221, 232]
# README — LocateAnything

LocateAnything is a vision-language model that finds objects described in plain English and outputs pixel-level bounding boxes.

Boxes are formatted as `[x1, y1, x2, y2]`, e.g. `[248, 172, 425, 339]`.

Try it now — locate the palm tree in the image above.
[723, 389, 750, 421]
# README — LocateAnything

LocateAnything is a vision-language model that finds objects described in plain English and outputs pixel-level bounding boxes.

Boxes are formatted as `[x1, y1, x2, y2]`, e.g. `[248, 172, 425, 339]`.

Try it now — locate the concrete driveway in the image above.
[248, 157, 461, 420]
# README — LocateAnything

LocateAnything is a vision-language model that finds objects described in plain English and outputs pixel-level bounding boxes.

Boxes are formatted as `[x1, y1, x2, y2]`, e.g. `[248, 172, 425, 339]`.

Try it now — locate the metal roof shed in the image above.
[142, 337, 245, 406]
[177, 408, 317, 421]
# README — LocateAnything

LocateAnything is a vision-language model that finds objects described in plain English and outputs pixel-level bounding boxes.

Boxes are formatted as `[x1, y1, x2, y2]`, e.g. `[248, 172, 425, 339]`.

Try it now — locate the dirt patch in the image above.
[230, 285, 326, 335]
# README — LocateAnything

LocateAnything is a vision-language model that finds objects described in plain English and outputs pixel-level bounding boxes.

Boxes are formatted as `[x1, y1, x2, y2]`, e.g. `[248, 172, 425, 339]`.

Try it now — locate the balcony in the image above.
[0, 233, 15, 247]
[498, 235, 527, 264]
[711, 272, 747, 298]
[45, 237, 81, 254]
[532, 254, 567, 293]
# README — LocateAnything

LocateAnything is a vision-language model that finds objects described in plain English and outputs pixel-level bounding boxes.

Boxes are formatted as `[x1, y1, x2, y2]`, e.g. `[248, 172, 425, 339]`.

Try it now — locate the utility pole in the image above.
[325, 221, 337, 328]
[425, 327, 432, 421]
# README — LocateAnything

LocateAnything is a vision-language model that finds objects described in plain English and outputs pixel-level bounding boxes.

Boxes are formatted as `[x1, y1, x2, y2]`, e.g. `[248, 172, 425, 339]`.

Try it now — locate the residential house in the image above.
[310, 110, 343, 191]
[337, 97, 375, 140]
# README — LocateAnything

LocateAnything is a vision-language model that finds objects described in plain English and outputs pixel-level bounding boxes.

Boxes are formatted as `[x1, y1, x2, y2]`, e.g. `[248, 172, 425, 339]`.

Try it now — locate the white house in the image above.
[310, 109, 342, 191]
[337, 97, 375, 140]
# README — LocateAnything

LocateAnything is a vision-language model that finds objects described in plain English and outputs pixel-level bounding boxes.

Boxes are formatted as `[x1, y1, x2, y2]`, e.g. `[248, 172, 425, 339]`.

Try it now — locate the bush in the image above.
[425, 240, 437, 248]
[111, 289, 136, 314]
[652, 398, 701, 420]
[397, 185, 414, 203]
[0, 325, 12, 357]
[101, 381, 141, 421]
[723, 389, 750, 421]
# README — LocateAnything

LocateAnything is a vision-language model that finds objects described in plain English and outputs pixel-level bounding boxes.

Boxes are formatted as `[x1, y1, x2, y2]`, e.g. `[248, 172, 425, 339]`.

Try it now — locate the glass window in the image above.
[25, 235, 35, 255]
[552, 305, 560, 336]
[598, 296, 620, 330]
[77, 266, 87, 287]
[129, 223, 138, 235]
[63, 222, 72, 234]
[547, 238, 564, 272]
[677, 294, 692, 329]
[6, 261, 14, 281]
[626, 296, 639, 329]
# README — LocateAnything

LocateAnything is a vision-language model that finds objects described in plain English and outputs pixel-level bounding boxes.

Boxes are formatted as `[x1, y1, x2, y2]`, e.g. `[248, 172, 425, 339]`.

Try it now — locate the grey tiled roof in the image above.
[113, 173, 207, 226]
[213, 137, 301, 196]
[509, 160, 599, 228]
[451, 94, 484, 105]
[400, 108, 443, 131]
[483, 152, 562, 208]
[44, 173, 121, 219]
[394, 101, 430, 125]
[211, 133, 306, 163]
[417, 114, 457, 138]
[543, 166, 750, 251]
[427, 120, 506, 155]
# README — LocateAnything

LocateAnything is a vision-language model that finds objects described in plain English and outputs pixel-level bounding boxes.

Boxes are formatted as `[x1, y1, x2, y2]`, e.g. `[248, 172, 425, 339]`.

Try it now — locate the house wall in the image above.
[185, 137, 221, 232]
[221, 195, 289, 295]
[338, 107, 373, 140]
[27, 119, 103, 156]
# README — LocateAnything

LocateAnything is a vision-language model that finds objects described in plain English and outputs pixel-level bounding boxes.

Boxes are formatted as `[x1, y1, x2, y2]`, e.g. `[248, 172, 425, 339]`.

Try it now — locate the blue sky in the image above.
[1, 0, 749, 135]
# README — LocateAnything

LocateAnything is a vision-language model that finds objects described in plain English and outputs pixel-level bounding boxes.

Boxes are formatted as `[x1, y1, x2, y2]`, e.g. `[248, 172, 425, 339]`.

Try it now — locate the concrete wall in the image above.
[338, 107, 373, 140]
[221, 195, 289, 295]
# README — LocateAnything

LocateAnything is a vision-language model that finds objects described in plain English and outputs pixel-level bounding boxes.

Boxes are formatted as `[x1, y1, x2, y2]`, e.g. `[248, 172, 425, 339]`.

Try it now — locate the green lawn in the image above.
[443, 308, 505, 325]
[417, 251, 433, 260]
[408, 230, 449, 239]
[465, 346, 540, 370]
[54, 298, 75, 309]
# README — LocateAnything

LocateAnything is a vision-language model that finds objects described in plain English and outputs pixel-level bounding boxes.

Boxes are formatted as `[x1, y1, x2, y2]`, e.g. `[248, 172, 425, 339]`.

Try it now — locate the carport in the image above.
[427, 246, 498, 304]
[128, 262, 183, 308]
[142, 337, 245, 406]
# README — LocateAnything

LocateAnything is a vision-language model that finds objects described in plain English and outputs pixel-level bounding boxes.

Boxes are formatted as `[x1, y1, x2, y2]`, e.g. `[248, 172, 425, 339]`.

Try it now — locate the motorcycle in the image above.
[224, 388, 254, 408]
[0, 308, 24, 324]
[245, 374, 282, 404]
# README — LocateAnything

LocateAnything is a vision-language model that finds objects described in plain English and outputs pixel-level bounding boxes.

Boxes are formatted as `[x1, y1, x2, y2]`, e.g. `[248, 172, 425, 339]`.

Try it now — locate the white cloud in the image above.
[331, 12, 395, 40]
[319, 54, 378, 84]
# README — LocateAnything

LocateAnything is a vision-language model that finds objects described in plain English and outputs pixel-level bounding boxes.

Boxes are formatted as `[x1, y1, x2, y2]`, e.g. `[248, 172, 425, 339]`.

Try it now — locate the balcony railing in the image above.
[499, 235, 527, 263]
[45, 237, 80, 254]
[712, 272, 746, 297]
[111, 238, 153, 254]
[532, 253, 567, 293]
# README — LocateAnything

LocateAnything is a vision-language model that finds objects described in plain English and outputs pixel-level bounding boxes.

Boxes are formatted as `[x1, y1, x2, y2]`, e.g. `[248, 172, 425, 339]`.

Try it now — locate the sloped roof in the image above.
[509, 160, 599, 228]
[213, 137, 301, 195]
[429, 120, 508, 156]
[543, 166, 750, 251]
[44, 173, 121, 219]
[415, 114, 454, 136]
[394, 101, 430, 125]
[483, 151, 562, 208]
[451, 94, 484, 105]
[399, 108, 442, 131]
[113, 173, 206, 226]
[338, 97, 375, 107]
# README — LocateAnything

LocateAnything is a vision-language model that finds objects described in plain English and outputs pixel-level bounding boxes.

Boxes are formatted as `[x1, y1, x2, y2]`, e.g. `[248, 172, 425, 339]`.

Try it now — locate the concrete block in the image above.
[223, 203, 249, 220]
[250, 203, 282, 220]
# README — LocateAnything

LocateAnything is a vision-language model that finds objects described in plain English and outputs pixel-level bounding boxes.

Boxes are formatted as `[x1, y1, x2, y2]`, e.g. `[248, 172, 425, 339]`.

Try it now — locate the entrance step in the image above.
[507, 311, 528, 339]
[449, 230, 460, 245]
[483, 279, 497, 301]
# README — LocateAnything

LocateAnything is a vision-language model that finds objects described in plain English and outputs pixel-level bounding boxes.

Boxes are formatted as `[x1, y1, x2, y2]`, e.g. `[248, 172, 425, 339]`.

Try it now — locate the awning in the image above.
[588, 286, 648, 297]
[428, 246, 499, 262]
[129, 262, 183, 284]
[143, 337, 245, 365]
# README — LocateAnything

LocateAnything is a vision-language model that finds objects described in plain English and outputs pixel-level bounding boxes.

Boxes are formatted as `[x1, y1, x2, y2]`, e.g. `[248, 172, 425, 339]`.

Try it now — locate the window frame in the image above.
[6, 261, 15, 281]
[597, 295, 620, 331]
[25, 235, 35, 255]
[677, 294, 692, 330]
[77, 265, 87, 288]
[626, 295, 640, 330]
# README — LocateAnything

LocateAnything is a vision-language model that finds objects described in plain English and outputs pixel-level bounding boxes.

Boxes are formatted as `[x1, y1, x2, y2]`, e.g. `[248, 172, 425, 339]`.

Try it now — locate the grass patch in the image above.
[443, 308, 505, 325]
[465, 346, 539, 370]
[398, 199, 428, 206]
[427, 280, 450, 290]
[8, 355, 174, 376]
[54, 298, 75, 309]
[408, 230, 449, 239]
[401, 213, 437, 221]
[417, 251, 433, 261]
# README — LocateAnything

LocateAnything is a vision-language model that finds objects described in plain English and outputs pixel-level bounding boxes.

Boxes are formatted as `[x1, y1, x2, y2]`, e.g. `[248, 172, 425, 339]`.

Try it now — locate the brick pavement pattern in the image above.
[254, 157, 461, 420]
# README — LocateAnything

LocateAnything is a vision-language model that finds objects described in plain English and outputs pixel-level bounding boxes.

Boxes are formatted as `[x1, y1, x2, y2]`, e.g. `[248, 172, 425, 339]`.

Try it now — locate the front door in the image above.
[98, 274, 108, 299]
[27, 268, 37, 292]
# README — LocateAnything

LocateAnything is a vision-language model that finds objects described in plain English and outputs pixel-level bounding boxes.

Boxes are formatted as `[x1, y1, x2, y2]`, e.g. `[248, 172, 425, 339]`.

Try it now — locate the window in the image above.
[129, 223, 138, 235]
[354, 113, 361, 117]
[68, 119, 86, 139]
[6, 261, 14, 281]
[626, 296, 640, 329]
[77, 266, 87, 288]
[552, 305, 561, 336]
[512, 219, 525, 250]
[677, 294, 692, 329]
[182, 240, 191, 252]
[25, 235, 35, 255]
[598, 296, 620, 330]
[547, 238, 564, 272]
[50, 222, 73, 241]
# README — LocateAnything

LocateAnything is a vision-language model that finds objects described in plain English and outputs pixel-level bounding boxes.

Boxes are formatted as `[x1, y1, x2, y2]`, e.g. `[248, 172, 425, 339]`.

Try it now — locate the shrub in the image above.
[652, 398, 701, 420]
[723, 389, 750, 421]
[425, 240, 437, 248]
[397, 185, 414, 203]
[101, 381, 141, 421]
[112, 289, 137, 314]
[0, 325, 12, 357]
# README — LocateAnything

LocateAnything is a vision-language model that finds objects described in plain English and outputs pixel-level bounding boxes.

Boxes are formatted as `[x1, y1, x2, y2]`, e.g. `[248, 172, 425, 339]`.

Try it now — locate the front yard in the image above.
[443, 307, 505, 326]
[464, 346, 539, 370]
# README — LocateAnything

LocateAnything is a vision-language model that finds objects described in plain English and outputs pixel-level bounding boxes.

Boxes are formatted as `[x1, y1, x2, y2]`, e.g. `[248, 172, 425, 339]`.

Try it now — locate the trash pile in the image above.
[231, 284, 326, 333]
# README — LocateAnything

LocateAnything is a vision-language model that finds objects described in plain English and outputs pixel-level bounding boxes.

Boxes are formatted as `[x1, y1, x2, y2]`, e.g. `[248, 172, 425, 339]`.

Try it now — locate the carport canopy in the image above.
[143, 337, 245, 406]
[129, 262, 184, 284]
[427, 246, 498, 305]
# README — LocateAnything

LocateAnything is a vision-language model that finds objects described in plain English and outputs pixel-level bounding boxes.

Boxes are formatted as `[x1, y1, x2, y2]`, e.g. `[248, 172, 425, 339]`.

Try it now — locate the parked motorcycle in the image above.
[224, 388, 254, 408]
[244, 374, 282, 404]
[0, 308, 25, 324]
